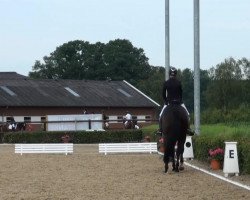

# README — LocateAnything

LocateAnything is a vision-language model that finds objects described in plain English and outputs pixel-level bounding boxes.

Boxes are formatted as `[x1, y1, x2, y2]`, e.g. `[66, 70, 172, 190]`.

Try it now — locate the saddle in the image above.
[168, 100, 182, 105]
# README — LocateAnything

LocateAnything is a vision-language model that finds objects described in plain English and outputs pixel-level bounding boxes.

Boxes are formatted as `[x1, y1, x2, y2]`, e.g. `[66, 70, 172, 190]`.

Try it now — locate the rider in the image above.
[158, 67, 194, 136]
[102, 110, 109, 129]
[124, 111, 132, 127]
[9, 116, 16, 131]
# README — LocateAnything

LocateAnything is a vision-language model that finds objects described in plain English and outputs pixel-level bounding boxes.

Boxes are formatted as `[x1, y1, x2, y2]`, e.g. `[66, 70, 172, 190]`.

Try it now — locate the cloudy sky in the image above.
[1, 0, 250, 76]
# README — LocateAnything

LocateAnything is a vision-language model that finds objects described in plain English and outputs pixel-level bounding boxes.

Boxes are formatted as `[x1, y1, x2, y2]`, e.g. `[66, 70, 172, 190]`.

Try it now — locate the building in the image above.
[0, 72, 160, 130]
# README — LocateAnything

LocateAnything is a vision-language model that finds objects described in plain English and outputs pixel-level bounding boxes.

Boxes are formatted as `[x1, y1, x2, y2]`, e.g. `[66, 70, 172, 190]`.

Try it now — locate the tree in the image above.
[136, 66, 165, 106]
[29, 40, 101, 79]
[200, 69, 210, 110]
[29, 39, 151, 86]
[179, 68, 194, 112]
[205, 57, 243, 112]
[101, 39, 151, 85]
[237, 58, 250, 107]
[238, 57, 250, 80]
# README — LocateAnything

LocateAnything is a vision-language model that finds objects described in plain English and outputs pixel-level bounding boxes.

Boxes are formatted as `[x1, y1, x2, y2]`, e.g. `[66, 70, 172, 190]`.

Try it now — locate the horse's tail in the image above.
[175, 105, 188, 155]
[172, 107, 182, 138]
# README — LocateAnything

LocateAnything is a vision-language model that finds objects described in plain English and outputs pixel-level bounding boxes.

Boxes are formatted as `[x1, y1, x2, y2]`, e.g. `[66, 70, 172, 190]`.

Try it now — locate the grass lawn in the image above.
[141, 123, 250, 141]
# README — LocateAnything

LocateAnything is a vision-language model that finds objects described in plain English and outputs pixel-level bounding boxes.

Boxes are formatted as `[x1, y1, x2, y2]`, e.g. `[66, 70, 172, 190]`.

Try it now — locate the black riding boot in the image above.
[187, 128, 195, 136]
[156, 116, 163, 136]
[186, 115, 195, 136]
[187, 120, 195, 136]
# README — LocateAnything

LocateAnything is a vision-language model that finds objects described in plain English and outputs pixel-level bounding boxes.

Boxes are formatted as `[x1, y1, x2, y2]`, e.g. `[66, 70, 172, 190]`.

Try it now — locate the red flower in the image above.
[208, 148, 224, 161]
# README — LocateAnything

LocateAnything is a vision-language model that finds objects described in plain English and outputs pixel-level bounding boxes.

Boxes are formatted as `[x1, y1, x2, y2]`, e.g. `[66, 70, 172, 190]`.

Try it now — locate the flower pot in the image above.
[144, 136, 151, 142]
[210, 159, 221, 170]
[61, 135, 70, 143]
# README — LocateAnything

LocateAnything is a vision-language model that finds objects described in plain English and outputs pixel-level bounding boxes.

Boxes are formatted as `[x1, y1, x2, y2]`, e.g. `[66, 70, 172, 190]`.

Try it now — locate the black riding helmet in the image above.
[169, 67, 177, 77]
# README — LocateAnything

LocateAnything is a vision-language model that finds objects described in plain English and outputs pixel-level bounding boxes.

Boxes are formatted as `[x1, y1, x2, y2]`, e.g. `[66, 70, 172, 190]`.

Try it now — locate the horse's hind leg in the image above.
[163, 148, 170, 173]
[163, 154, 169, 173]
[177, 143, 185, 171]
[170, 144, 176, 171]
[171, 156, 176, 171]
[175, 153, 180, 172]
[179, 154, 184, 171]
[164, 163, 168, 173]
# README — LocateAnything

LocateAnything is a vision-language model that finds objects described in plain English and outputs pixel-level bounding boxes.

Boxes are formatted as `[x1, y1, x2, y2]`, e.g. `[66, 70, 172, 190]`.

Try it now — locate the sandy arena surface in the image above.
[0, 144, 249, 200]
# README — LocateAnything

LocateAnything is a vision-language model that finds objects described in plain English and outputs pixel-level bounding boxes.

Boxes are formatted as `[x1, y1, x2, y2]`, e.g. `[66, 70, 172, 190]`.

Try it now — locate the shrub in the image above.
[2, 130, 143, 144]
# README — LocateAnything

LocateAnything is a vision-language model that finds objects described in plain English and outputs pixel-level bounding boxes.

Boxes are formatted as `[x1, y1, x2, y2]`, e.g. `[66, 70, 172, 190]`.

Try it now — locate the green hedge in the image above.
[193, 133, 250, 174]
[1, 130, 143, 144]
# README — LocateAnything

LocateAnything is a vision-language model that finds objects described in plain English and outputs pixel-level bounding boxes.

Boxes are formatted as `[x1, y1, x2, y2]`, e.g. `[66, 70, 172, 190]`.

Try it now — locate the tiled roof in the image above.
[0, 72, 27, 79]
[0, 72, 160, 108]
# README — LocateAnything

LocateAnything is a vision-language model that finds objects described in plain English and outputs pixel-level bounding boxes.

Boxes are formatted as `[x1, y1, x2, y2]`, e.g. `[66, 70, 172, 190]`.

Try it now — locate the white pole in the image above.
[194, 0, 200, 135]
[165, 0, 170, 80]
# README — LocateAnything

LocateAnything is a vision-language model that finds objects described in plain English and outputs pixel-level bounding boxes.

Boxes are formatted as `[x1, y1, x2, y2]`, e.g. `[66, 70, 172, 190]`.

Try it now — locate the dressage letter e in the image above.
[229, 150, 234, 158]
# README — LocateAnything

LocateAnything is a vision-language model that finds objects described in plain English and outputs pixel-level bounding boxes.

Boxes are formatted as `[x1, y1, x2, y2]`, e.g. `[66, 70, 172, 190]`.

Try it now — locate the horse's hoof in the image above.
[164, 165, 168, 173]
[175, 169, 179, 172]
[179, 166, 184, 171]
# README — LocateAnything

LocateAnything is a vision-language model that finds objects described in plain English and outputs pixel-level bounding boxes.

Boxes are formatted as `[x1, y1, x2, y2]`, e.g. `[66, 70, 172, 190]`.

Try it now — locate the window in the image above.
[6, 117, 14, 122]
[0, 86, 16, 96]
[117, 116, 123, 123]
[41, 116, 46, 131]
[41, 117, 46, 122]
[117, 88, 132, 97]
[64, 87, 80, 97]
[24, 117, 31, 123]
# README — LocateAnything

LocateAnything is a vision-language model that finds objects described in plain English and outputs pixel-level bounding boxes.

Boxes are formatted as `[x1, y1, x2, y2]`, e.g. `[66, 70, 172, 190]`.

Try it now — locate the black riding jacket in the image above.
[162, 77, 183, 105]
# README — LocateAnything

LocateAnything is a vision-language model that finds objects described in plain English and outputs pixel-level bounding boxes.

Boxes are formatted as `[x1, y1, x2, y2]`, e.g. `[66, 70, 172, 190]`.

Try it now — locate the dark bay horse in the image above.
[123, 120, 134, 129]
[161, 104, 189, 173]
[123, 117, 138, 129]
[0, 122, 26, 132]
